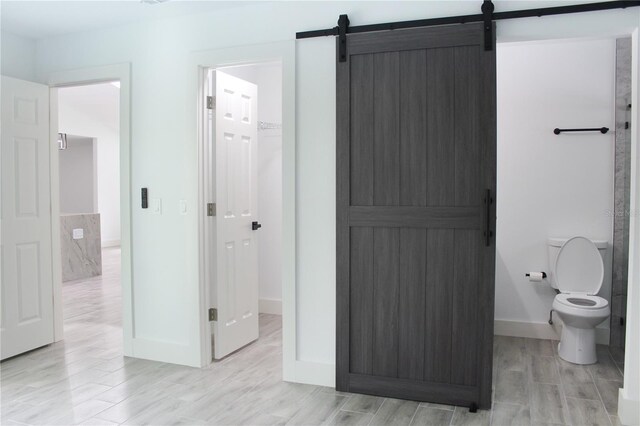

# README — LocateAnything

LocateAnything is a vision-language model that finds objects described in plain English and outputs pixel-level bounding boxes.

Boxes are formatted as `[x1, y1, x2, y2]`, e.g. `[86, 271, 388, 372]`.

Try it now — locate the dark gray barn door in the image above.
[336, 23, 496, 409]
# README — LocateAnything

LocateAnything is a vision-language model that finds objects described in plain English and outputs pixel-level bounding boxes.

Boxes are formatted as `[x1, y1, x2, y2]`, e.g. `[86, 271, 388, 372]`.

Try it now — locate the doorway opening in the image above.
[203, 61, 284, 362]
[56, 81, 122, 354]
[493, 35, 628, 420]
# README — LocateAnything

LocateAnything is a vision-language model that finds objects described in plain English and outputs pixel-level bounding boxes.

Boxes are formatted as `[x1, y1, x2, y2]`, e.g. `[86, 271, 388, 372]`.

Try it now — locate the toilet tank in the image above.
[547, 237, 608, 290]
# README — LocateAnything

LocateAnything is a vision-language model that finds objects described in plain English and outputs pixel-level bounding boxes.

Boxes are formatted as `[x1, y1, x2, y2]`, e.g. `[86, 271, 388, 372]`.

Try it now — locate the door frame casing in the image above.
[48, 63, 133, 355]
[192, 41, 296, 374]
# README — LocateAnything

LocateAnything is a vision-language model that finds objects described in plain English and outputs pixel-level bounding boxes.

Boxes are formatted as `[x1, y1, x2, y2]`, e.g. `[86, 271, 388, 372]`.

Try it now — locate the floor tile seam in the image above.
[586, 366, 614, 412]
[405, 400, 420, 426]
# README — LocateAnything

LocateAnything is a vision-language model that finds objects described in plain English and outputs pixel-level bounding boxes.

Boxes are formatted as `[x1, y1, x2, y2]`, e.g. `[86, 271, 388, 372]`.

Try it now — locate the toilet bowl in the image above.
[548, 236, 610, 365]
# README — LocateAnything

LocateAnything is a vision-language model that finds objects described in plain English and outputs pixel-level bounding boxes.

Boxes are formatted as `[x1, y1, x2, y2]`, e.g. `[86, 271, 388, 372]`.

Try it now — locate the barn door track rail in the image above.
[296, 1, 640, 61]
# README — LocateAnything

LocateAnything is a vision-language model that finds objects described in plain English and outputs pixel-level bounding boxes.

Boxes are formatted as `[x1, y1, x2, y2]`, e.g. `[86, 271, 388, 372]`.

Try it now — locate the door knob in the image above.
[252, 221, 262, 231]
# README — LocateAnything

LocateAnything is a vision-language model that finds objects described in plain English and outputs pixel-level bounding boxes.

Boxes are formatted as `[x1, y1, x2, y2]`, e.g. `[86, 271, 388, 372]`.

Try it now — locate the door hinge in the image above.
[209, 308, 217, 322]
[206, 96, 215, 110]
[207, 203, 216, 217]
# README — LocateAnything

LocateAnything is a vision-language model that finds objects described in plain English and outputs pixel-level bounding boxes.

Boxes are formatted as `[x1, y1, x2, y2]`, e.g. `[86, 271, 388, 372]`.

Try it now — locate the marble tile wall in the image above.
[61, 213, 103, 282]
[611, 37, 632, 349]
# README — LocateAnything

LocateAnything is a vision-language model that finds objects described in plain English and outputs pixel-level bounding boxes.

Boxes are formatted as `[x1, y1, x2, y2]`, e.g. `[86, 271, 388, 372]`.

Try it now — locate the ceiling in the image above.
[0, 1, 258, 40]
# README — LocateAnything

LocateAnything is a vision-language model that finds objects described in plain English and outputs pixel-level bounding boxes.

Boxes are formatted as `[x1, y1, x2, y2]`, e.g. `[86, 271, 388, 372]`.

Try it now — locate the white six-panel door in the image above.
[212, 71, 259, 359]
[1, 76, 54, 360]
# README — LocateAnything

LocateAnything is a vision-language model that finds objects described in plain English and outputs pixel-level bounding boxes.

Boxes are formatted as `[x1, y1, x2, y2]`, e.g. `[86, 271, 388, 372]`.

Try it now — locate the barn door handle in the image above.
[252, 221, 262, 231]
[483, 189, 493, 246]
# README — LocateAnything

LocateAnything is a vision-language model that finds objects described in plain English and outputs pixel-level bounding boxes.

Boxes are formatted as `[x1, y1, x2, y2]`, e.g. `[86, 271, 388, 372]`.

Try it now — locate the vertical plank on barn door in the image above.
[349, 227, 374, 375]
[398, 48, 428, 382]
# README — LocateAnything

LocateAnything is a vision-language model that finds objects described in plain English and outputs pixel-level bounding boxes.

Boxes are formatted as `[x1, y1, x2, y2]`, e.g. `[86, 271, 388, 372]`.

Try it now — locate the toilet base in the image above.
[557, 325, 597, 365]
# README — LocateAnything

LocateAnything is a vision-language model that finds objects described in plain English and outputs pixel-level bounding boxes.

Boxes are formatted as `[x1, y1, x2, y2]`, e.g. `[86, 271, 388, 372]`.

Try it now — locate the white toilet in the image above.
[547, 236, 610, 365]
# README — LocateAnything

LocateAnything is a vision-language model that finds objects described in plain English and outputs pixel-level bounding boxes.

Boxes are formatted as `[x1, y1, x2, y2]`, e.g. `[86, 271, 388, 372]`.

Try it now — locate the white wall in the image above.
[58, 83, 120, 247]
[496, 38, 615, 339]
[59, 136, 97, 214]
[221, 63, 283, 311]
[24, 1, 640, 376]
[1, 31, 36, 81]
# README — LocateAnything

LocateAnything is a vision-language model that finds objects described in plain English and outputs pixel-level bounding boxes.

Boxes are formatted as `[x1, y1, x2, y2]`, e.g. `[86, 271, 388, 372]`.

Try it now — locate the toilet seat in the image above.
[555, 236, 604, 295]
[554, 293, 608, 310]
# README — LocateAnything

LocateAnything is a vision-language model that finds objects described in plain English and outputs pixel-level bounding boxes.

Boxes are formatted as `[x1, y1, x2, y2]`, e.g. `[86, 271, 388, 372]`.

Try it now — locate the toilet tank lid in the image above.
[548, 237, 607, 249]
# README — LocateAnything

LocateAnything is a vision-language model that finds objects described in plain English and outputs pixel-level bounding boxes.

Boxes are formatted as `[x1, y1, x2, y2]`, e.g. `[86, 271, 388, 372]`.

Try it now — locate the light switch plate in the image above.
[72, 228, 84, 239]
[179, 200, 187, 215]
[151, 198, 162, 214]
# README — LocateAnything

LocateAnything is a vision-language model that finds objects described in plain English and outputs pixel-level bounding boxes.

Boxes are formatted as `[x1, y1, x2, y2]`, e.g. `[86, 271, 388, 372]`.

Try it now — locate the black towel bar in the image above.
[553, 127, 609, 135]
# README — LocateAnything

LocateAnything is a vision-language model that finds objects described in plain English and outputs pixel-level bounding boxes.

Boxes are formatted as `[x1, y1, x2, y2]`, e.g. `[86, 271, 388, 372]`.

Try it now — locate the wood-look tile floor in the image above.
[1, 247, 626, 425]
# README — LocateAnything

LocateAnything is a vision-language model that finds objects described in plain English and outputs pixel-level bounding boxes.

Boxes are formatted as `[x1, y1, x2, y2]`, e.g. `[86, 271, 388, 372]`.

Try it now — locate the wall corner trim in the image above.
[101, 239, 121, 248]
[293, 361, 335, 388]
[618, 388, 640, 425]
[259, 298, 282, 315]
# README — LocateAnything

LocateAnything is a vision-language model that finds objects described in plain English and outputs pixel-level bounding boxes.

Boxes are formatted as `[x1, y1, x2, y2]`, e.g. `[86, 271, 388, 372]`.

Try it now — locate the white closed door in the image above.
[212, 70, 259, 359]
[1, 76, 54, 360]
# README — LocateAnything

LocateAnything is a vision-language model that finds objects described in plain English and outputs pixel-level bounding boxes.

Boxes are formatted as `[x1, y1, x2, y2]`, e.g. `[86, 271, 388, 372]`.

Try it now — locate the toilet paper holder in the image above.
[525, 272, 547, 279]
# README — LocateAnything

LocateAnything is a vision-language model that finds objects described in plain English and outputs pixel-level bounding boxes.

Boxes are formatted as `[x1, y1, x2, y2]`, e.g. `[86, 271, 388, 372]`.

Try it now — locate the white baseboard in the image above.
[287, 320, 613, 389]
[618, 388, 640, 426]
[292, 360, 335, 387]
[494, 319, 610, 345]
[495, 319, 559, 340]
[102, 239, 121, 248]
[259, 298, 282, 315]
[131, 337, 200, 367]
